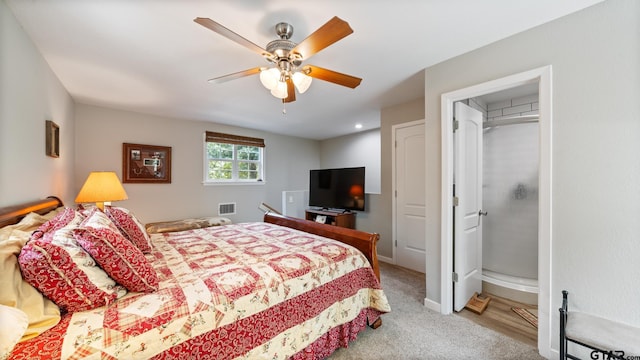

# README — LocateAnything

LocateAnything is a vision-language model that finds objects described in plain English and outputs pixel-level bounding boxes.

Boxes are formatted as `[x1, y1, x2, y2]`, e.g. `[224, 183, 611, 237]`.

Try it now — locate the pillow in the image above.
[0, 211, 61, 341]
[75, 208, 158, 293]
[18, 221, 126, 313]
[74, 226, 159, 293]
[103, 206, 152, 253]
[80, 207, 118, 230]
[76, 203, 95, 217]
[31, 207, 83, 241]
[0, 304, 28, 359]
[145, 217, 232, 234]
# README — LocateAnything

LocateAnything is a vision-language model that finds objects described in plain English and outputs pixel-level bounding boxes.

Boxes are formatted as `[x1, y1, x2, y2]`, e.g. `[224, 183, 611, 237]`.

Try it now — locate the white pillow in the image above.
[0, 304, 28, 359]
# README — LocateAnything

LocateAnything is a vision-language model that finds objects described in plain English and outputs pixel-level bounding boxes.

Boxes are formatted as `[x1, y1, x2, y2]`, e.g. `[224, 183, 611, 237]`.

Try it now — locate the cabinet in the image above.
[305, 209, 355, 229]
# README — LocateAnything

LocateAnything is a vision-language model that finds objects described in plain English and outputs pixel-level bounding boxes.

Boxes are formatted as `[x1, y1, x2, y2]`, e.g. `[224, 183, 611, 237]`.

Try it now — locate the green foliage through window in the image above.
[204, 134, 264, 183]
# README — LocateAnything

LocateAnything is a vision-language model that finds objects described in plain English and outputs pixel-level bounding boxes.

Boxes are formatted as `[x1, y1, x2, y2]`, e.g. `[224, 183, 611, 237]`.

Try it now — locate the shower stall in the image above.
[482, 115, 539, 304]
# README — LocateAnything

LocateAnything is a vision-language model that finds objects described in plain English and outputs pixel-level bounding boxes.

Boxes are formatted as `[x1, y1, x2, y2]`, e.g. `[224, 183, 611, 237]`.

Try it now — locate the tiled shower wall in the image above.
[483, 120, 539, 279]
[466, 93, 540, 280]
[487, 94, 539, 121]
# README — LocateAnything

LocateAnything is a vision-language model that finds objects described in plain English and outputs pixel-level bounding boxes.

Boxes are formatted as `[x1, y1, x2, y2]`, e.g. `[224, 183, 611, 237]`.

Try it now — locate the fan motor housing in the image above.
[266, 39, 296, 58]
[266, 22, 301, 65]
[274, 22, 293, 39]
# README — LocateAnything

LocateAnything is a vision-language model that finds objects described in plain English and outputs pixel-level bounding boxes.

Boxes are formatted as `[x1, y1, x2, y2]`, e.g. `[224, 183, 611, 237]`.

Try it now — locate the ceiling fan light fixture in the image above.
[270, 80, 288, 99]
[260, 68, 280, 90]
[195, 16, 361, 106]
[292, 71, 312, 94]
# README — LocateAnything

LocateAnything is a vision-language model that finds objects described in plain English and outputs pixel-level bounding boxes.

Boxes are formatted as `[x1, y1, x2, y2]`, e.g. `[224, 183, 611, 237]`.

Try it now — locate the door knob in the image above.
[479, 210, 488, 216]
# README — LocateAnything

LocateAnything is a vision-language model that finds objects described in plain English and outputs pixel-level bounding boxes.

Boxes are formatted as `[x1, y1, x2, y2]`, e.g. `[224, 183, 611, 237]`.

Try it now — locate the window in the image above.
[204, 131, 265, 184]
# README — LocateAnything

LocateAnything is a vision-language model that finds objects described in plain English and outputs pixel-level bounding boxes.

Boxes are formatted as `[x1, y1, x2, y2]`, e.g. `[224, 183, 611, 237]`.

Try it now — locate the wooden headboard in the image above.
[0, 196, 64, 228]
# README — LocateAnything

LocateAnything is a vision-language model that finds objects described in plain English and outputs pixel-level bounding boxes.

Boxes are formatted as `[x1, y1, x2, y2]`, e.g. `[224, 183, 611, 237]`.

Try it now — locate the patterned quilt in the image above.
[10, 222, 390, 359]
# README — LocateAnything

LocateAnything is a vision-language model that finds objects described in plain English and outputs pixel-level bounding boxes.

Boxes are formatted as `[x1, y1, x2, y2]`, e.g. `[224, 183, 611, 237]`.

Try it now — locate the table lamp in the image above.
[75, 171, 128, 210]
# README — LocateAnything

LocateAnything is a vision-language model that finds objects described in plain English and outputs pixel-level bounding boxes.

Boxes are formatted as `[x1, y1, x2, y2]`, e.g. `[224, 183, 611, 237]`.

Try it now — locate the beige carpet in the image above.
[329, 262, 544, 359]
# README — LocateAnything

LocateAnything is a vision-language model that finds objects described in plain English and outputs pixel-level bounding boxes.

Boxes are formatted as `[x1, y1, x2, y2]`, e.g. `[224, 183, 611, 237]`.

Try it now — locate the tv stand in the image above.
[305, 209, 355, 229]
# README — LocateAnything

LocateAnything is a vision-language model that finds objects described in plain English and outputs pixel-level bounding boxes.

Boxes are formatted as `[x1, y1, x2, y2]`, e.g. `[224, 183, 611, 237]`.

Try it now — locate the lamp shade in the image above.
[75, 171, 128, 210]
[259, 68, 280, 90]
[292, 71, 312, 93]
[270, 81, 288, 99]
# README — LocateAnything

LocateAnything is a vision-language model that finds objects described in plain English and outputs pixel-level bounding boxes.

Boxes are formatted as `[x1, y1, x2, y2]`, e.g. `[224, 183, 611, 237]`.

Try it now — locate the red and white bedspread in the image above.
[10, 222, 390, 359]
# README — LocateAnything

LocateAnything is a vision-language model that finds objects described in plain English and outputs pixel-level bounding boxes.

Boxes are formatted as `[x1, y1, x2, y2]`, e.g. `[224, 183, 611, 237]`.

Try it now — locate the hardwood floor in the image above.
[456, 292, 538, 348]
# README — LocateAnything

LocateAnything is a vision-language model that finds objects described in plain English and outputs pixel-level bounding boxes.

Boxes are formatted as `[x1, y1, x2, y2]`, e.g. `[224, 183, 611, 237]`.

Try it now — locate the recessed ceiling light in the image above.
[355, 123, 363, 129]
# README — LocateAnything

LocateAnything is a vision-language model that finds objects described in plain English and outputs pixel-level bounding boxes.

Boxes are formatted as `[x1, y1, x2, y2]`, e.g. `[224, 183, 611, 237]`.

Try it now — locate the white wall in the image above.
[379, 97, 426, 259]
[282, 190, 308, 218]
[0, 0, 76, 206]
[423, 0, 640, 353]
[74, 103, 319, 224]
[319, 129, 381, 194]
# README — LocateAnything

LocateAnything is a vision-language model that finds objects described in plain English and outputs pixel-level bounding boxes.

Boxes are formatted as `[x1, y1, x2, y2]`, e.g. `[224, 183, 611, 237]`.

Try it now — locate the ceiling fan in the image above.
[194, 16, 362, 104]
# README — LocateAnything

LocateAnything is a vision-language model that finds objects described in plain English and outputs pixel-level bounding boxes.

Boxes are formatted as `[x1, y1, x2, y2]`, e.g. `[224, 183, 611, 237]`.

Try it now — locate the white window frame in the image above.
[203, 132, 265, 185]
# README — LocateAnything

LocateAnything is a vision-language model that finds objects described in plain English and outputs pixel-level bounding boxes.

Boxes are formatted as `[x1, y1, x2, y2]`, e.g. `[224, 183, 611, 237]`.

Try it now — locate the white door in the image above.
[453, 102, 484, 311]
[394, 121, 426, 273]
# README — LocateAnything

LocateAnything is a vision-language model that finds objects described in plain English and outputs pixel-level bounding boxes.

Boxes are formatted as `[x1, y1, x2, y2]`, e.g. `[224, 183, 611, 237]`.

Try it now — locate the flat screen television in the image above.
[308, 167, 365, 211]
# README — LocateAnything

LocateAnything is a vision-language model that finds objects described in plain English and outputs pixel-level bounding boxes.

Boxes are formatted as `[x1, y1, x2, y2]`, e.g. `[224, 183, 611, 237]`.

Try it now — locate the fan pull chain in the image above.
[282, 100, 287, 115]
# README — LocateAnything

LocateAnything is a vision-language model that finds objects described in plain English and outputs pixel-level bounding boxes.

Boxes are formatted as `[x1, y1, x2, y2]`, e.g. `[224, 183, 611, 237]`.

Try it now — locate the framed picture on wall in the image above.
[45, 120, 60, 158]
[122, 143, 172, 183]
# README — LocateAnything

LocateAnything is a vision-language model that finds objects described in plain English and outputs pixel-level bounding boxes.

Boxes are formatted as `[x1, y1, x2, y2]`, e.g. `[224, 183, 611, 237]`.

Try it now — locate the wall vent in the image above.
[218, 202, 236, 216]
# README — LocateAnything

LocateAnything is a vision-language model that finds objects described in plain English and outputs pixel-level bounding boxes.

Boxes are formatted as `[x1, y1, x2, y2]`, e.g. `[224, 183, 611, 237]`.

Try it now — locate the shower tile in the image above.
[512, 94, 539, 106]
[502, 103, 532, 116]
[488, 99, 511, 111]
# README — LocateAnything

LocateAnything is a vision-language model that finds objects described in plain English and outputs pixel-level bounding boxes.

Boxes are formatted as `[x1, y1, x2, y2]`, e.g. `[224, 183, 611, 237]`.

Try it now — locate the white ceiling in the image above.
[6, 0, 603, 140]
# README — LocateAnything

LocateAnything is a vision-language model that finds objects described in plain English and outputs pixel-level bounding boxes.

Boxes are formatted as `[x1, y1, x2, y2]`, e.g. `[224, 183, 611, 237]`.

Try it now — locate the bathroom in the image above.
[468, 83, 540, 306]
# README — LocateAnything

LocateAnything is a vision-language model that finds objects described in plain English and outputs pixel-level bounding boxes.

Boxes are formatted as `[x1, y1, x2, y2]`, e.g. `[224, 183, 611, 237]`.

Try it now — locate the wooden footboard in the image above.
[263, 212, 380, 281]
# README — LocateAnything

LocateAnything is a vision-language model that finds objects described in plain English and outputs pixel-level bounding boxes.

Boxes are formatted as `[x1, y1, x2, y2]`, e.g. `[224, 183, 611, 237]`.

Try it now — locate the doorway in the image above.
[477, 88, 539, 305]
[439, 66, 552, 356]
[454, 89, 540, 347]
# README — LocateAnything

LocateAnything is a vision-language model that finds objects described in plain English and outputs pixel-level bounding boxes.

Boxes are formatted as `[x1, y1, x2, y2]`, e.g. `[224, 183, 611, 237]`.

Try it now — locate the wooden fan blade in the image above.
[207, 67, 262, 84]
[303, 65, 362, 89]
[291, 16, 353, 60]
[194, 17, 268, 56]
[283, 77, 296, 103]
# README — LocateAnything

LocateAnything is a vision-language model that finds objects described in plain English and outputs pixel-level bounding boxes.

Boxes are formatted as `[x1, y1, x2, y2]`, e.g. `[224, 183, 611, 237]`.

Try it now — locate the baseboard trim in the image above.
[424, 297, 441, 312]
[544, 345, 556, 359]
[377, 255, 393, 264]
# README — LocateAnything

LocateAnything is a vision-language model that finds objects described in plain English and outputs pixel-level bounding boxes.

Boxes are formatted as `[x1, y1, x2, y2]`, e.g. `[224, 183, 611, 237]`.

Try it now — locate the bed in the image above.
[0, 197, 389, 359]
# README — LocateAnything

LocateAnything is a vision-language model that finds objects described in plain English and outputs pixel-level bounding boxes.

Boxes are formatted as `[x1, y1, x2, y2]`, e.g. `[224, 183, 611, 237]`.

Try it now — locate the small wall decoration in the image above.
[45, 120, 60, 158]
[122, 143, 172, 183]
